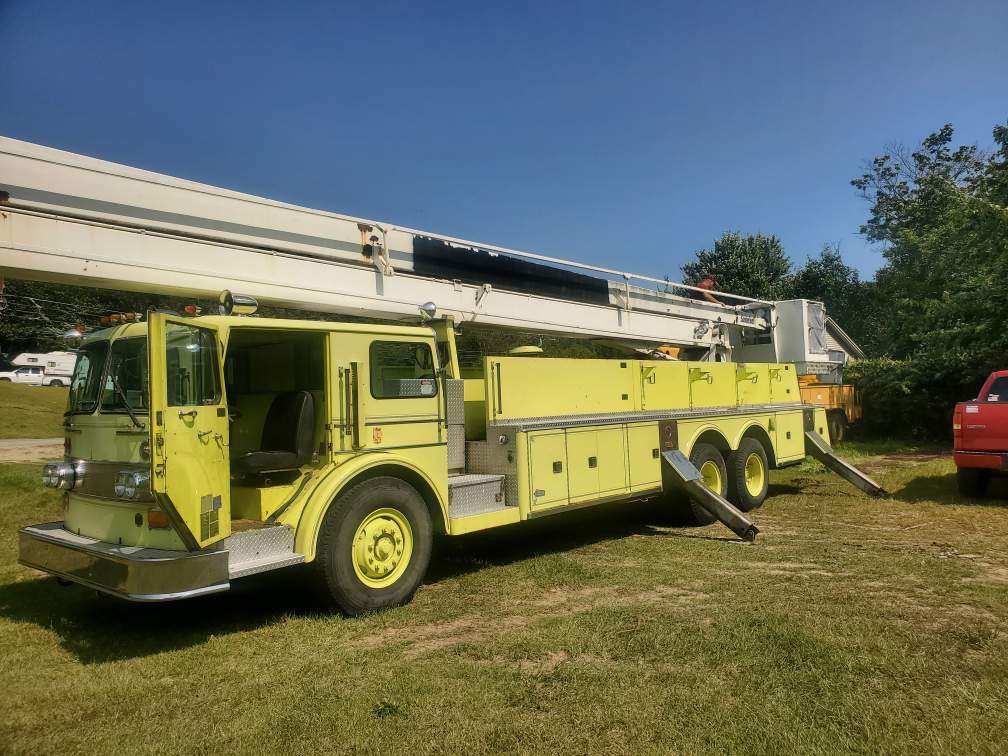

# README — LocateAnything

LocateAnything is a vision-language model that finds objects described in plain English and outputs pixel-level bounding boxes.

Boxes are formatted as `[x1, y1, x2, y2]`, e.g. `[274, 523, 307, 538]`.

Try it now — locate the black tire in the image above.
[727, 437, 769, 512]
[957, 468, 990, 498]
[679, 442, 728, 525]
[48, 379, 65, 387]
[0, 378, 10, 382]
[312, 476, 433, 615]
[827, 411, 847, 444]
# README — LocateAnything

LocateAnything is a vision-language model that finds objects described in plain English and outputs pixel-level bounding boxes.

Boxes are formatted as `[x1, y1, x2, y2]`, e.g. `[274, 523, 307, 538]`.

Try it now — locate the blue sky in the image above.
[1, 0, 1005, 280]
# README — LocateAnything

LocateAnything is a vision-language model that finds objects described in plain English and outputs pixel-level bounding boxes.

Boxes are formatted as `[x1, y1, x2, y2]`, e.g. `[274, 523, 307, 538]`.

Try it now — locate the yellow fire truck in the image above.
[0, 136, 882, 614]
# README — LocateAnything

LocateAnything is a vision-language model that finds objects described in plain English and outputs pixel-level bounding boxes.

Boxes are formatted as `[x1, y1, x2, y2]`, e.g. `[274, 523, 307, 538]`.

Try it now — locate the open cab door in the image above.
[148, 313, 231, 550]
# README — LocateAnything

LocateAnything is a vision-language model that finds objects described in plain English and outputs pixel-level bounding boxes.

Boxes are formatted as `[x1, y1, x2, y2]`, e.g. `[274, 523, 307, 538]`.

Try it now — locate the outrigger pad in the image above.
[661, 450, 759, 542]
[803, 431, 887, 497]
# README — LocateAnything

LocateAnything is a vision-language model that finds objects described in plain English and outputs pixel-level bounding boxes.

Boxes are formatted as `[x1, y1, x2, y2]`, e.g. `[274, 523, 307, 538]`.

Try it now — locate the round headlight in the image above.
[42, 461, 76, 490]
[115, 470, 150, 500]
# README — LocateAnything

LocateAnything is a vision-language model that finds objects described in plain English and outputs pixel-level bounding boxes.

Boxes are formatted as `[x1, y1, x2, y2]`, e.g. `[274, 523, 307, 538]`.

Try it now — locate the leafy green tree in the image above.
[851, 122, 1008, 372]
[790, 244, 874, 350]
[681, 232, 793, 300]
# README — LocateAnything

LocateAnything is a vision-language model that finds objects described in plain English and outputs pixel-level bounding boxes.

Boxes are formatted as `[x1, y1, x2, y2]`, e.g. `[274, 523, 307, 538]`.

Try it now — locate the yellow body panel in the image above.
[639, 361, 690, 411]
[487, 357, 637, 421]
[687, 362, 738, 408]
[735, 363, 771, 405]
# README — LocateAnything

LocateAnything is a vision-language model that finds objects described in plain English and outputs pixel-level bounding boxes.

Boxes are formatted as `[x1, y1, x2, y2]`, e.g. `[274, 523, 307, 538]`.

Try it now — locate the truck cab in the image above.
[953, 370, 1008, 496]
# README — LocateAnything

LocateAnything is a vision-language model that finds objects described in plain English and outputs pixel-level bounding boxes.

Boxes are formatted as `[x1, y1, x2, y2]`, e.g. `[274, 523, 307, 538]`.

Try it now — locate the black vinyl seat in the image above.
[231, 391, 315, 478]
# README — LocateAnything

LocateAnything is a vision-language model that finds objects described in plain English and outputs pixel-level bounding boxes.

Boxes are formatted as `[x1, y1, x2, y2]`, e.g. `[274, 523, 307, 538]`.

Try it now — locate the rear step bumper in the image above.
[19, 522, 229, 602]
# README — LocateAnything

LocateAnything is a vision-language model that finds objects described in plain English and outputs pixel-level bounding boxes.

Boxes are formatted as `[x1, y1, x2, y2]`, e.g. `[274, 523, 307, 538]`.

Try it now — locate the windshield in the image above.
[101, 337, 149, 413]
[67, 342, 109, 414]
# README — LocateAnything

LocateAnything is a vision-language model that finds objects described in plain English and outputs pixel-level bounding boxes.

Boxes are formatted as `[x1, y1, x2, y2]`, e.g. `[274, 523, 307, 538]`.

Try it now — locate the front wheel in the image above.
[957, 468, 990, 498]
[312, 476, 433, 615]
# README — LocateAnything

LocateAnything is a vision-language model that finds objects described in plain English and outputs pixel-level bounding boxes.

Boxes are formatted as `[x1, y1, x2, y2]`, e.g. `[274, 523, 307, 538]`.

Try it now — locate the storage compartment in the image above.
[640, 362, 690, 411]
[626, 422, 661, 491]
[688, 362, 737, 409]
[736, 363, 771, 406]
[774, 410, 805, 462]
[527, 431, 569, 509]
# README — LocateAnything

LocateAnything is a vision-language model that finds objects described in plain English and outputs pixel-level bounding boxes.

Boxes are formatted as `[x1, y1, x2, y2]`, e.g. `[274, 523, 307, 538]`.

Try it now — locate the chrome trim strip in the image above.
[492, 403, 809, 431]
[68, 459, 153, 502]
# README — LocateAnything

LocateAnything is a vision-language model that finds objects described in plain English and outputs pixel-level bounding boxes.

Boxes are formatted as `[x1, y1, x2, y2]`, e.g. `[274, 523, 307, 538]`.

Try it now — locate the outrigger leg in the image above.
[803, 431, 886, 497]
[661, 450, 759, 542]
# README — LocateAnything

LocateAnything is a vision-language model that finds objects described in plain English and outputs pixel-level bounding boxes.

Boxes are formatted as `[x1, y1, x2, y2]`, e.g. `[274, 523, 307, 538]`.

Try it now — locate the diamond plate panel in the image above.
[465, 436, 517, 474]
[448, 424, 465, 470]
[448, 474, 507, 518]
[220, 525, 304, 579]
[445, 378, 465, 425]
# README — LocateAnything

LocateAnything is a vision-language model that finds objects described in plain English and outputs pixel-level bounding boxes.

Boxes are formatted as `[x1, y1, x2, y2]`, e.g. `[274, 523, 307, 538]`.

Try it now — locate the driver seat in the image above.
[232, 391, 315, 481]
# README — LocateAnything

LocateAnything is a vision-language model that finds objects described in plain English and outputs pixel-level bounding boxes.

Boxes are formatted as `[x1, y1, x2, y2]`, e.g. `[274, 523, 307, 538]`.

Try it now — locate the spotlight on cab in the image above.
[218, 290, 258, 316]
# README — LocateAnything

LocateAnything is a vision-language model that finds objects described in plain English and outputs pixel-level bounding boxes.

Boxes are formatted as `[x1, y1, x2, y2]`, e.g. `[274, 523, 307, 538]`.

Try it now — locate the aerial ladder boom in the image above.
[0, 135, 778, 356]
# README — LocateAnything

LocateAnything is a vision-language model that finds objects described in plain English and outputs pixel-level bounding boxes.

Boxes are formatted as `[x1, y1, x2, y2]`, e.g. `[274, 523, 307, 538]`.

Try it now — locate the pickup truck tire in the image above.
[48, 379, 65, 387]
[0, 378, 10, 382]
[727, 438, 769, 512]
[827, 411, 847, 444]
[956, 468, 990, 498]
[312, 476, 433, 616]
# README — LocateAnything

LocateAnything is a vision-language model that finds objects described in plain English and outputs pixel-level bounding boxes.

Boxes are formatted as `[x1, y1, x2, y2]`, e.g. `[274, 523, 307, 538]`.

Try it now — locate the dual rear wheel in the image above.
[679, 439, 769, 524]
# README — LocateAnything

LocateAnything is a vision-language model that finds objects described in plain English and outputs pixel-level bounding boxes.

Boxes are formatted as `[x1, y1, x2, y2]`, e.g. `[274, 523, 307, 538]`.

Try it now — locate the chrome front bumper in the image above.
[18, 522, 229, 602]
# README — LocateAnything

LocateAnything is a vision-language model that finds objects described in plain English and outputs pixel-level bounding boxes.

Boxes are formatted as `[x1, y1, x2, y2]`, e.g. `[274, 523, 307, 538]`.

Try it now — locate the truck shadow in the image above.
[0, 499, 713, 664]
[893, 472, 1008, 505]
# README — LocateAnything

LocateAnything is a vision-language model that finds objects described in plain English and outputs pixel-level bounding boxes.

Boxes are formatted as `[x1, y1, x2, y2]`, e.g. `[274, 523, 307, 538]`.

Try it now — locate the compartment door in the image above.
[566, 428, 598, 503]
[528, 432, 569, 509]
[149, 313, 231, 550]
[595, 426, 629, 498]
[774, 411, 806, 463]
[626, 423, 661, 492]
[769, 364, 797, 404]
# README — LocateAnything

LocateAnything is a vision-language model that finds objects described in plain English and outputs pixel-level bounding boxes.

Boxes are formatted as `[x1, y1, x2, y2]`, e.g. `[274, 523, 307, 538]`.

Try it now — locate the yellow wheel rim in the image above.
[352, 507, 413, 589]
[699, 460, 723, 495]
[744, 452, 766, 497]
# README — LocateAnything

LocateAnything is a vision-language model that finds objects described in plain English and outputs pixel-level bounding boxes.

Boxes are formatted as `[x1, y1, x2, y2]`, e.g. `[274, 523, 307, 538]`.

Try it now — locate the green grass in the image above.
[1, 448, 1007, 754]
[0, 381, 68, 439]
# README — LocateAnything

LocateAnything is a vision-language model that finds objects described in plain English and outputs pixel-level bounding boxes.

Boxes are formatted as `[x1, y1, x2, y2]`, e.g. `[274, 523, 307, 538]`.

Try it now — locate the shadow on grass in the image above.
[893, 472, 1008, 505]
[1, 497, 720, 664]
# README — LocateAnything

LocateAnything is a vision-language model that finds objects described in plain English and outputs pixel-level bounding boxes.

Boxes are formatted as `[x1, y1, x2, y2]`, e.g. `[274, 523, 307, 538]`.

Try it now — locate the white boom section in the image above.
[0, 136, 768, 348]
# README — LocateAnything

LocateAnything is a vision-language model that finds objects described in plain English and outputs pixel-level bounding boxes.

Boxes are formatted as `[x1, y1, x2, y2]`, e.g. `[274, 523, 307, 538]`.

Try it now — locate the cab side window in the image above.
[165, 323, 221, 406]
[369, 341, 437, 399]
[985, 376, 1008, 403]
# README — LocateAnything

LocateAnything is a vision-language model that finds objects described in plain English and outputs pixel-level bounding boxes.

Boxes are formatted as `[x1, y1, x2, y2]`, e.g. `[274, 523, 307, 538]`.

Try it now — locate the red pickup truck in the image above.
[953, 370, 1008, 496]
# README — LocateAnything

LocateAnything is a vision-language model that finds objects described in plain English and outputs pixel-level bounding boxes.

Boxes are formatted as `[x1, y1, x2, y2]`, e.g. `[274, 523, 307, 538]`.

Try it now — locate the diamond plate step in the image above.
[448, 473, 508, 518]
[220, 525, 305, 579]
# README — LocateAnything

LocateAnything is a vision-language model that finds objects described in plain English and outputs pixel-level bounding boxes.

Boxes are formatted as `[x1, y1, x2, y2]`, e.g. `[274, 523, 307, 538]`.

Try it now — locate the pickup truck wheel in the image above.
[48, 379, 65, 387]
[727, 438, 769, 512]
[312, 476, 432, 616]
[827, 411, 847, 444]
[957, 468, 990, 498]
[0, 378, 10, 382]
